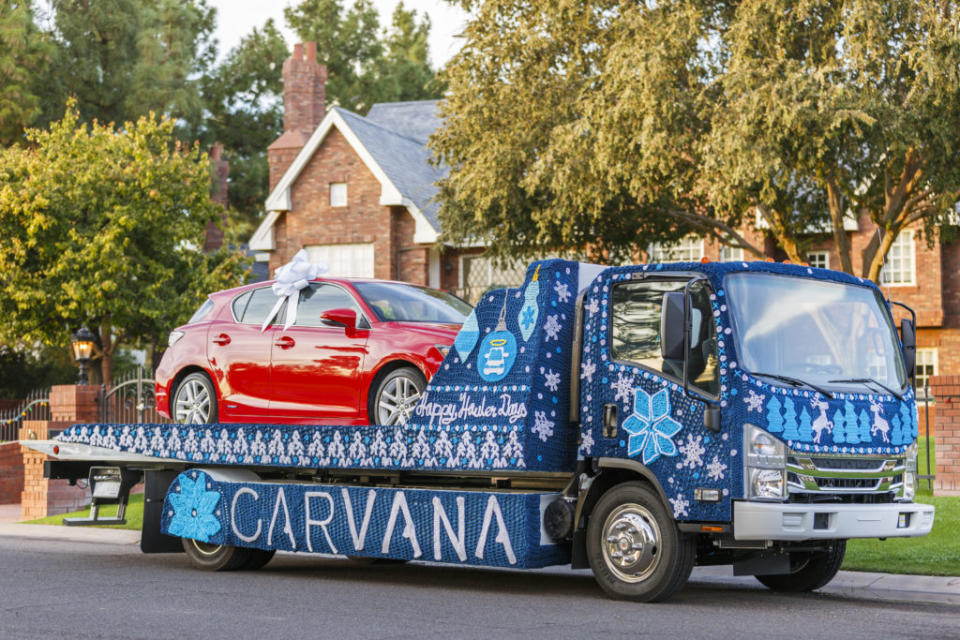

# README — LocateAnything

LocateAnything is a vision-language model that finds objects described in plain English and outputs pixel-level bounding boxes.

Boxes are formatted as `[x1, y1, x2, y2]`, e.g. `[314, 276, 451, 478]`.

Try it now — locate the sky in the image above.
[207, 0, 468, 69]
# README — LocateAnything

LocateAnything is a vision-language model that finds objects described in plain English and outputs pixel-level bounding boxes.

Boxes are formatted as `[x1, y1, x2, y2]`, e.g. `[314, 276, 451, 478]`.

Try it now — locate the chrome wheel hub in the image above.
[175, 380, 211, 424]
[378, 375, 422, 426]
[601, 503, 662, 583]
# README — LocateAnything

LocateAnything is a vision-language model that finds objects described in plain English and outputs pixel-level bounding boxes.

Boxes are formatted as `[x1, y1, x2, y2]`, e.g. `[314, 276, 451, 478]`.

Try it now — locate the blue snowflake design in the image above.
[520, 305, 536, 331]
[166, 471, 222, 542]
[621, 388, 683, 464]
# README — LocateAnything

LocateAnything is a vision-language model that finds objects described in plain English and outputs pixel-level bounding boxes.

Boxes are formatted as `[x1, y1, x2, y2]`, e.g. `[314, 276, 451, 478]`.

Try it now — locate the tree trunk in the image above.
[863, 225, 898, 283]
[826, 179, 854, 274]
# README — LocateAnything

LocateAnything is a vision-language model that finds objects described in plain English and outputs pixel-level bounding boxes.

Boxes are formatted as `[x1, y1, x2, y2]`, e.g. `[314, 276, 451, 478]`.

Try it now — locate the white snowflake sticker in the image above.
[611, 373, 634, 404]
[677, 434, 705, 469]
[580, 358, 596, 383]
[554, 281, 571, 303]
[669, 493, 690, 518]
[532, 411, 555, 442]
[744, 389, 764, 413]
[543, 314, 562, 341]
[543, 368, 561, 392]
[706, 455, 728, 481]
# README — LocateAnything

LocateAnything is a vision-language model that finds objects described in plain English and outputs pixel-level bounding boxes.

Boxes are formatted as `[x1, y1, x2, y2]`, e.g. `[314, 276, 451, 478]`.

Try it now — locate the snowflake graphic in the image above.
[554, 281, 571, 303]
[744, 390, 764, 413]
[669, 493, 690, 518]
[543, 369, 561, 392]
[611, 373, 634, 404]
[580, 359, 596, 383]
[706, 455, 728, 481]
[520, 305, 537, 331]
[579, 430, 595, 455]
[584, 298, 600, 315]
[677, 434, 706, 469]
[621, 388, 683, 464]
[532, 411, 555, 442]
[167, 471, 222, 542]
[543, 314, 561, 341]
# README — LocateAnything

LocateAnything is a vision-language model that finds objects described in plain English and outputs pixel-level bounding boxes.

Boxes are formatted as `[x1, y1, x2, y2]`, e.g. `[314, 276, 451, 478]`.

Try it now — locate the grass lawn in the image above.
[22, 493, 143, 531]
[843, 436, 960, 576]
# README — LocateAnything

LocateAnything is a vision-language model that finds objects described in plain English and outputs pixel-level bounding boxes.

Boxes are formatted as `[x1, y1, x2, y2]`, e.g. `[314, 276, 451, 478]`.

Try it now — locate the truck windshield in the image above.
[725, 273, 906, 392]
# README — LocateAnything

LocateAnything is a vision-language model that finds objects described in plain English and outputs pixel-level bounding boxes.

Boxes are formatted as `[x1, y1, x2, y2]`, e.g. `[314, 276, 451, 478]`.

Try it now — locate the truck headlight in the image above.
[744, 423, 786, 501]
[900, 443, 918, 502]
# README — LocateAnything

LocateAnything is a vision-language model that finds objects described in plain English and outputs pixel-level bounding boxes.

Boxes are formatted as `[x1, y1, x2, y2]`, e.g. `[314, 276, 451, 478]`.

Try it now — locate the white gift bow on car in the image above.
[261, 249, 329, 331]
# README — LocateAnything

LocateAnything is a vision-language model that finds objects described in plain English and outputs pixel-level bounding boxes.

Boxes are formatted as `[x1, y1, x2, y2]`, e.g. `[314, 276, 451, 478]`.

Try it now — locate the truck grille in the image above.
[786, 454, 904, 494]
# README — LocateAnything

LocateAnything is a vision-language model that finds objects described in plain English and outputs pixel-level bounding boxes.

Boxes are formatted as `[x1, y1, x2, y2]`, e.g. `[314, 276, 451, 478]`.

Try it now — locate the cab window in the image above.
[611, 279, 719, 396]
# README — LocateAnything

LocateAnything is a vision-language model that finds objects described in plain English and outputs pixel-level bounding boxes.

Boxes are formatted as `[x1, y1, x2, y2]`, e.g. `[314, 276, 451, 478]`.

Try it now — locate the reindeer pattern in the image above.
[810, 398, 833, 444]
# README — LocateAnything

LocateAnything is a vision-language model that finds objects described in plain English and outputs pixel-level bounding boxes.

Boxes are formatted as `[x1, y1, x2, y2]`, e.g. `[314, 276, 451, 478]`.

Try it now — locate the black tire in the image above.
[586, 481, 695, 602]
[370, 367, 425, 426]
[181, 537, 251, 571]
[241, 548, 276, 571]
[755, 540, 846, 592]
[173, 372, 218, 424]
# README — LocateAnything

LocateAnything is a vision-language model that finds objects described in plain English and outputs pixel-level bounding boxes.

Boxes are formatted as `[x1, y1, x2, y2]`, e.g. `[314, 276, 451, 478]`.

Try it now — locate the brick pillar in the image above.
[19, 384, 100, 520]
[929, 375, 960, 497]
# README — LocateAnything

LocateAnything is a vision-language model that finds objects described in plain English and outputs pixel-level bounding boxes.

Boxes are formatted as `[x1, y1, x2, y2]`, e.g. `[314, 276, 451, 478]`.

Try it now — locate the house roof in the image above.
[252, 100, 446, 251]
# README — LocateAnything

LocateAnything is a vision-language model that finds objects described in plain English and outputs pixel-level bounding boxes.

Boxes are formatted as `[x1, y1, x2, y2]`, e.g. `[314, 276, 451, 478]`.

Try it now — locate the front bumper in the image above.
[733, 500, 935, 541]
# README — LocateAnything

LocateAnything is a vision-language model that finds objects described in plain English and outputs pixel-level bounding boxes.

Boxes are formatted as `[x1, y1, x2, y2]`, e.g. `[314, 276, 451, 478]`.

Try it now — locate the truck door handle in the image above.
[212, 334, 231, 346]
[603, 403, 618, 438]
[275, 336, 295, 349]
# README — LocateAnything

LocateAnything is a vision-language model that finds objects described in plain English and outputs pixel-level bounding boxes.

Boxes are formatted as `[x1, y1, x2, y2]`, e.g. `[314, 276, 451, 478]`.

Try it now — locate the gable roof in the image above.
[252, 101, 445, 251]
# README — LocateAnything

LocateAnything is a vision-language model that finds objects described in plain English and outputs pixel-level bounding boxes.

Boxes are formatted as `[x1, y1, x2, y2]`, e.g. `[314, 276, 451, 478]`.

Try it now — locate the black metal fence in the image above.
[0, 388, 51, 442]
[100, 367, 171, 424]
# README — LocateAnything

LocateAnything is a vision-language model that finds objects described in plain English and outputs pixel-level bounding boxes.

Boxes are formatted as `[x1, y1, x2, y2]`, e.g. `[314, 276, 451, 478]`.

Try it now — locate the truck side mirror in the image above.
[900, 317, 916, 378]
[661, 292, 685, 360]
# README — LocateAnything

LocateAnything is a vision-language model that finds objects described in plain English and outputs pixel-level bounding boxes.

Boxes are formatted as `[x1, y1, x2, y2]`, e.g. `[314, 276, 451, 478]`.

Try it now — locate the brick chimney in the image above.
[268, 42, 327, 191]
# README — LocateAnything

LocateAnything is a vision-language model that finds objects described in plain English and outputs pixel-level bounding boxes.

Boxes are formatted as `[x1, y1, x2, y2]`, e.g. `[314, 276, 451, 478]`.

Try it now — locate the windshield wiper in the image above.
[751, 372, 834, 399]
[828, 378, 904, 401]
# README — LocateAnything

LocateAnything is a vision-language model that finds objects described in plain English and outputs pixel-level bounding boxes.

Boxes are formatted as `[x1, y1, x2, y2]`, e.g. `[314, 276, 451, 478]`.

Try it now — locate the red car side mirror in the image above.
[321, 308, 357, 331]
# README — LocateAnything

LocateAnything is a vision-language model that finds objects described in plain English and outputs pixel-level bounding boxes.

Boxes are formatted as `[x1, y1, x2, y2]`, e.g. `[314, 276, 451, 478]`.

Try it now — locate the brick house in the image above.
[250, 42, 490, 297]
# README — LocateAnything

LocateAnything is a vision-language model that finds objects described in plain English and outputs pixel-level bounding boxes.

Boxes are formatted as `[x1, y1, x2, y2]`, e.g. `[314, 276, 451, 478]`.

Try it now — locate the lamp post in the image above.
[71, 326, 96, 385]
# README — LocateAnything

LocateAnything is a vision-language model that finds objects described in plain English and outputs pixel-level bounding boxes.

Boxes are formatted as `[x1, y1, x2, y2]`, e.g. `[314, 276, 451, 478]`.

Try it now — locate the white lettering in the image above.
[432, 496, 466, 562]
[305, 492, 337, 554]
[267, 487, 296, 549]
[413, 392, 528, 427]
[342, 488, 376, 551]
[475, 495, 516, 565]
[381, 491, 422, 558]
[230, 487, 262, 543]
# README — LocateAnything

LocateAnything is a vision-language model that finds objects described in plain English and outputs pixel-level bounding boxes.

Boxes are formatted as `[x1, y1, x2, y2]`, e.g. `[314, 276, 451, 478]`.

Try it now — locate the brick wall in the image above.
[19, 420, 88, 519]
[929, 375, 960, 496]
[0, 441, 24, 504]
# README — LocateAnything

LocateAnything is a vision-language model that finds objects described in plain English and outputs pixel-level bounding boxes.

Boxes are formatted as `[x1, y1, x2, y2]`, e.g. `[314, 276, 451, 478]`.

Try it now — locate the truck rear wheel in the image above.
[755, 541, 846, 592]
[181, 538, 273, 571]
[586, 481, 695, 602]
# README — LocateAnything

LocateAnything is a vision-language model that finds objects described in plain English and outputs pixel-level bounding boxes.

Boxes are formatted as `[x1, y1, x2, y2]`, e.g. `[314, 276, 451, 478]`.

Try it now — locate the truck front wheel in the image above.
[586, 482, 695, 602]
[755, 541, 846, 592]
[181, 538, 275, 571]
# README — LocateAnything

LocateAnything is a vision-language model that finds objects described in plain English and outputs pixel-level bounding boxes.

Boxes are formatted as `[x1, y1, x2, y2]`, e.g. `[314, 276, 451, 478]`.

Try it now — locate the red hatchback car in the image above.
[155, 277, 470, 426]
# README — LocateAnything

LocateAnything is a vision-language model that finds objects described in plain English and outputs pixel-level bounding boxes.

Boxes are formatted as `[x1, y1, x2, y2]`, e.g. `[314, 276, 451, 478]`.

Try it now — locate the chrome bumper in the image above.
[733, 500, 935, 541]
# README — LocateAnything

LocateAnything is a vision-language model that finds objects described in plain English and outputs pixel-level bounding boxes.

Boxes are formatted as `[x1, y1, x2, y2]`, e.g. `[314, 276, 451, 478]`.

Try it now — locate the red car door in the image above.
[268, 283, 369, 421]
[207, 286, 283, 419]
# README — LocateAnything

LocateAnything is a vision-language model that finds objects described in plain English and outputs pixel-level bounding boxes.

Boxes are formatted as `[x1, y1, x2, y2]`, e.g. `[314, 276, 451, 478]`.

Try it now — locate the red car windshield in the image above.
[353, 282, 471, 324]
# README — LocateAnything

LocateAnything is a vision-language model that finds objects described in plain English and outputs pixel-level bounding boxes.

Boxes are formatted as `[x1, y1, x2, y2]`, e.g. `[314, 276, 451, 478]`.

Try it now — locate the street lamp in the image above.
[71, 326, 96, 385]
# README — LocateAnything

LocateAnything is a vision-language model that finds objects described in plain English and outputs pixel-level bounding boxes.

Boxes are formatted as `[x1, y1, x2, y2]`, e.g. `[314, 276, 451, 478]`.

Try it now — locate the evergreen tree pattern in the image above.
[798, 407, 813, 442]
[858, 409, 871, 443]
[832, 409, 846, 444]
[890, 415, 903, 446]
[844, 401, 859, 445]
[782, 398, 799, 440]
[766, 396, 783, 433]
[900, 403, 914, 442]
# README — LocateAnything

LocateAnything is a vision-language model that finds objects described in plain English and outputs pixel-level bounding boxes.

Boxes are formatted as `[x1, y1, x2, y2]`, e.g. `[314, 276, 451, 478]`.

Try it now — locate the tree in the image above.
[38, 0, 216, 134]
[434, 1, 960, 278]
[285, 0, 440, 113]
[766, 395, 783, 433]
[782, 397, 799, 440]
[0, 1, 51, 146]
[0, 104, 248, 382]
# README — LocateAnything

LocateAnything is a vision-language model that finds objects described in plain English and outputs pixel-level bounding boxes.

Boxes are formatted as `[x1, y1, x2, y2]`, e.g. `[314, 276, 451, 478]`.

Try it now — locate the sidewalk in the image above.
[0, 503, 956, 605]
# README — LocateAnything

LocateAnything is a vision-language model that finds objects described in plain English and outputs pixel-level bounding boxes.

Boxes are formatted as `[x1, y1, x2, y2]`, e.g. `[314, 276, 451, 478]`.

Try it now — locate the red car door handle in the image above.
[275, 336, 295, 349]
[212, 334, 231, 346]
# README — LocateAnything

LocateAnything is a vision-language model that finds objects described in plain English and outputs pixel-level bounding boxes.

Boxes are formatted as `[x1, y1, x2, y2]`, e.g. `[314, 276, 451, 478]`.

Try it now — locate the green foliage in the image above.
[38, 0, 216, 135]
[435, 1, 960, 276]
[285, 0, 440, 113]
[0, 344, 75, 398]
[0, 104, 248, 381]
[0, 1, 51, 145]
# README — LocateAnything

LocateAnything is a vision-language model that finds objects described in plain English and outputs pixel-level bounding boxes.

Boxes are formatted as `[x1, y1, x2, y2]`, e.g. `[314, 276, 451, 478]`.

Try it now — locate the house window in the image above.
[915, 348, 938, 398]
[879, 230, 915, 286]
[718, 244, 744, 262]
[807, 251, 829, 269]
[305, 243, 374, 278]
[649, 236, 704, 263]
[458, 254, 526, 304]
[330, 182, 347, 207]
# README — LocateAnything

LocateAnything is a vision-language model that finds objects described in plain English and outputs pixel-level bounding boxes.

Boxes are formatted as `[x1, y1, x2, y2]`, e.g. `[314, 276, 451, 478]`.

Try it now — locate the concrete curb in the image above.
[0, 522, 140, 545]
[691, 565, 960, 606]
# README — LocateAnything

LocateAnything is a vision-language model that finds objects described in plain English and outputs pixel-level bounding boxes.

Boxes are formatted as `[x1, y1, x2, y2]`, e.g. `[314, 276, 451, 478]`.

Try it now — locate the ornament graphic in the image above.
[478, 292, 518, 382]
[518, 265, 541, 341]
[453, 307, 480, 361]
